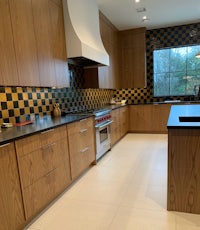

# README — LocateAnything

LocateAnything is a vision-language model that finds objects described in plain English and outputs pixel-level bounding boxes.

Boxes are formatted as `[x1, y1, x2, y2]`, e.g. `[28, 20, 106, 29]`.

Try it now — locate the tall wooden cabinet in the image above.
[0, 0, 69, 87]
[83, 12, 119, 89]
[15, 126, 71, 220]
[0, 142, 25, 230]
[0, 0, 19, 86]
[119, 27, 146, 88]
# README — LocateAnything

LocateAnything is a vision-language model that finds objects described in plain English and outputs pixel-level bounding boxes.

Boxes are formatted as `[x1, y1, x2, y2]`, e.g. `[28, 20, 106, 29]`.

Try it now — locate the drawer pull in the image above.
[41, 129, 54, 135]
[42, 143, 56, 150]
[0, 143, 10, 148]
[80, 118, 87, 122]
[80, 147, 89, 153]
[80, 128, 88, 134]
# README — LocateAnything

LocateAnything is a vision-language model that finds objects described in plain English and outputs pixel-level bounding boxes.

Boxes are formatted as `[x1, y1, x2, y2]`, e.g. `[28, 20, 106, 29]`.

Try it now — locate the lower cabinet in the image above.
[0, 142, 25, 230]
[15, 126, 72, 220]
[110, 106, 129, 146]
[129, 104, 171, 133]
[67, 117, 96, 180]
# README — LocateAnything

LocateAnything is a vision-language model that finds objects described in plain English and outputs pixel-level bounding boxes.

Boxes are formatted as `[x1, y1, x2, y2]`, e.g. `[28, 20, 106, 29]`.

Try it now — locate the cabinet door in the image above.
[110, 109, 121, 146]
[49, 0, 70, 88]
[9, 0, 40, 86]
[0, 142, 25, 230]
[120, 106, 129, 137]
[32, 0, 57, 86]
[0, 0, 19, 86]
[119, 28, 146, 88]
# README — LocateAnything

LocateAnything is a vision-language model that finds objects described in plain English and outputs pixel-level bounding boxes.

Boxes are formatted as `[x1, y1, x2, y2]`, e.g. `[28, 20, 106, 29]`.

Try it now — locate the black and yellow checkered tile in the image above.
[0, 65, 114, 124]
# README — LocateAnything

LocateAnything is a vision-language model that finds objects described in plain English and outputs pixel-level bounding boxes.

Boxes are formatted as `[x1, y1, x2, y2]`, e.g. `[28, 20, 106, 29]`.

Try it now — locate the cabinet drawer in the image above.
[68, 127, 94, 157]
[23, 162, 71, 220]
[67, 117, 94, 135]
[15, 126, 67, 157]
[70, 145, 95, 179]
[18, 139, 70, 188]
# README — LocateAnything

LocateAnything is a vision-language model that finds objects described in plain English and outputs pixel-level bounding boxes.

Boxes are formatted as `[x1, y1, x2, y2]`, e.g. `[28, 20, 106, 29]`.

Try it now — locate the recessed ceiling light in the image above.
[135, 0, 140, 3]
[142, 16, 150, 22]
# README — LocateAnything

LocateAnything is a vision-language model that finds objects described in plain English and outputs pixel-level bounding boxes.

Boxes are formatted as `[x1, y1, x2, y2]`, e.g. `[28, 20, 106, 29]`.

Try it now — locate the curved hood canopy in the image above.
[62, 0, 109, 67]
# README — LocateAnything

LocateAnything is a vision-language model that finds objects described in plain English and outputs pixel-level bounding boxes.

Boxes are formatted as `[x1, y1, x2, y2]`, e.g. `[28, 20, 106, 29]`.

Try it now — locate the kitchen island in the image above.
[167, 105, 200, 214]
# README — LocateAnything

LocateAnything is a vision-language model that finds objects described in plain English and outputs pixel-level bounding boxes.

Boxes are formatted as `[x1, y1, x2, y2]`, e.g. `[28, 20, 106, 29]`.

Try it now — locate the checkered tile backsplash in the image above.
[0, 65, 114, 124]
[1, 22, 200, 124]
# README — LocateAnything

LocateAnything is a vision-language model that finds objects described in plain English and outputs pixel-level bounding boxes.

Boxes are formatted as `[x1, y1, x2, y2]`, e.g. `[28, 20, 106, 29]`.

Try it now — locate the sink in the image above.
[179, 116, 200, 122]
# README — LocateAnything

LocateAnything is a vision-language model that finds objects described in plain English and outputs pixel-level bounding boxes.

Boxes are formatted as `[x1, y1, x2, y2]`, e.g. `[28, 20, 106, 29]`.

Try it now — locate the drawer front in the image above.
[68, 127, 95, 158]
[23, 162, 71, 220]
[70, 144, 95, 179]
[18, 139, 70, 188]
[15, 126, 67, 157]
[67, 117, 94, 135]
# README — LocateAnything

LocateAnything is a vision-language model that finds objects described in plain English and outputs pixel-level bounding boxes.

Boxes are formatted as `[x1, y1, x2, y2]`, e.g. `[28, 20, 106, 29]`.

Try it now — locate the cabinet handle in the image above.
[0, 143, 10, 148]
[42, 143, 56, 150]
[41, 129, 54, 135]
[80, 118, 87, 122]
[80, 147, 89, 153]
[79, 128, 88, 134]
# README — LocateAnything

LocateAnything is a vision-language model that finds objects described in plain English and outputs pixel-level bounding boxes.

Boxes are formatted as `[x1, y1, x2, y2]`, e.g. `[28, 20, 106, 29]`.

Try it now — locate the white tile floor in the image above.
[26, 134, 200, 230]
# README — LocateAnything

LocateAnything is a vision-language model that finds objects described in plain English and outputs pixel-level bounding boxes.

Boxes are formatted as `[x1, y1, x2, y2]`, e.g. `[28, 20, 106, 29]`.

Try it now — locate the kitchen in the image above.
[1, 0, 200, 229]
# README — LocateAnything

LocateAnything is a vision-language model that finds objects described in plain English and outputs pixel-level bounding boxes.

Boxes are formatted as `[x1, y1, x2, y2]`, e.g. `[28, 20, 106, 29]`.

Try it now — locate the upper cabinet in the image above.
[0, 0, 69, 88]
[119, 28, 147, 88]
[83, 12, 119, 89]
[0, 0, 19, 86]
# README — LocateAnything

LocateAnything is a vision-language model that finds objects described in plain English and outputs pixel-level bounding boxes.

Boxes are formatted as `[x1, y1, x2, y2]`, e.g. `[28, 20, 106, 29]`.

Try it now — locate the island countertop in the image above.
[167, 104, 200, 128]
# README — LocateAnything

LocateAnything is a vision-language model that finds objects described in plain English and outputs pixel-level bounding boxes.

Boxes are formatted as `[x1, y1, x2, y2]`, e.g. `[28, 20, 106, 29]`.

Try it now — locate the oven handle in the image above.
[95, 120, 113, 129]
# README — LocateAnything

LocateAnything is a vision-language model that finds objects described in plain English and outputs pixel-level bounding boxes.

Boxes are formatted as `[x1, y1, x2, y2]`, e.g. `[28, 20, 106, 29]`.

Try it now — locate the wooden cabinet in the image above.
[83, 12, 119, 89]
[110, 108, 121, 146]
[120, 106, 129, 137]
[129, 104, 171, 133]
[9, 0, 41, 86]
[0, 142, 25, 230]
[119, 28, 146, 88]
[0, 0, 69, 87]
[0, 0, 19, 86]
[67, 117, 96, 180]
[110, 106, 129, 146]
[15, 126, 71, 220]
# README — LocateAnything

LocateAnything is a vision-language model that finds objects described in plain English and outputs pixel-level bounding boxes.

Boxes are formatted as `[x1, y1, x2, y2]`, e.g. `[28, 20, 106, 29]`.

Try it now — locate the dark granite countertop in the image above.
[0, 114, 93, 145]
[167, 104, 200, 128]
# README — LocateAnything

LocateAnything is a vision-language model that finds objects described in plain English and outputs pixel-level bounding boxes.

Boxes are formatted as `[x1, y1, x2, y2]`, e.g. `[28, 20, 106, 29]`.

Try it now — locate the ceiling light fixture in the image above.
[135, 0, 140, 3]
[142, 16, 150, 22]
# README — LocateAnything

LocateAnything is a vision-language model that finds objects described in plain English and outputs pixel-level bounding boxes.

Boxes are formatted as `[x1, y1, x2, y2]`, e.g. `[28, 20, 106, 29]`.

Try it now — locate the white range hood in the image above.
[62, 0, 109, 67]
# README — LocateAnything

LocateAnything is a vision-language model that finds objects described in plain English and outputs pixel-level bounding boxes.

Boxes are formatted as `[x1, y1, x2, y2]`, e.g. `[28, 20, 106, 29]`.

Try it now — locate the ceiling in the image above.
[96, 0, 200, 31]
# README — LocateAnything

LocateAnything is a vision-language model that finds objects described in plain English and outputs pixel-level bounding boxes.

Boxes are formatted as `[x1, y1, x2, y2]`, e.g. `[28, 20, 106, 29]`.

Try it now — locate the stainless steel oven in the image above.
[94, 109, 113, 160]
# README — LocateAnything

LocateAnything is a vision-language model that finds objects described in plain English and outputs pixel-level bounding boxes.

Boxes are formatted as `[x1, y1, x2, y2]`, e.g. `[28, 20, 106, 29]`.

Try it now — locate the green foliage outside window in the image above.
[153, 45, 200, 97]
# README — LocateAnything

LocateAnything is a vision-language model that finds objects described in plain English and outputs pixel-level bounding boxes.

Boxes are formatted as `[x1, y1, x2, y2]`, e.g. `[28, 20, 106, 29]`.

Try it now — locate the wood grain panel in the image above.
[0, 142, 25, 230]
[0, 0, 19, 85]
[9, 0, 40, 86]
[48, 0, 70, 87]
[168, 129, 200, 214]
[32, 0, 57, 86]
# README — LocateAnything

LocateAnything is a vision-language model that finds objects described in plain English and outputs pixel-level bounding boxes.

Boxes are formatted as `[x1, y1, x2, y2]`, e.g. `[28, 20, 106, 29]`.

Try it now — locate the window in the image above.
[153, 45, 200, 97]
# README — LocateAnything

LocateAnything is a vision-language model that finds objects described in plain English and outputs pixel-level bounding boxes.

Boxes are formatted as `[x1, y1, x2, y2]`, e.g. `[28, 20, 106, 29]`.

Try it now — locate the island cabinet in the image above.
[119, 27, 146, 88]
[110, 106, 129, 146]
[83, 12, 119, 89]
[0, 0, 69, 87]
[129, 104, 171, 133]
[0, 142, 25, 230]
[15, 126, 71, 220]
[67, 117, 96, 180]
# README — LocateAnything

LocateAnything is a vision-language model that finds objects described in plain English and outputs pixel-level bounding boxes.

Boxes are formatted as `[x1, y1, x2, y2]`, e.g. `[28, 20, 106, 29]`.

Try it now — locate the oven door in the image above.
[95, 120, 113, 160]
